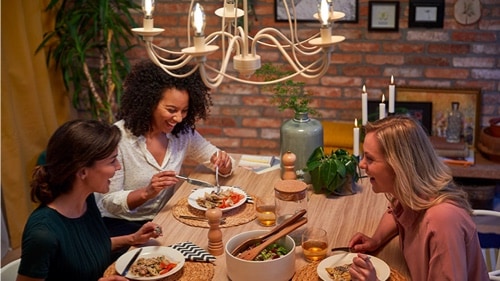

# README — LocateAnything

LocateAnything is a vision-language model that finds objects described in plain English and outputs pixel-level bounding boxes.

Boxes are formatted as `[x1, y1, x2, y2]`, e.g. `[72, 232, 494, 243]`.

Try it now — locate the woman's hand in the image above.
[348, 253, 378, 281]
[145, 170, 179, 198]
[211, 150, 232, 175]
[348, 232, 379, 253]
[131, 222, 163, 245]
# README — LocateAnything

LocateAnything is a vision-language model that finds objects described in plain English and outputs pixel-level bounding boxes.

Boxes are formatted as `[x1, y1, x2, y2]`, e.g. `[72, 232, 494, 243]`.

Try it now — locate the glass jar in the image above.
[274, 179, 308, 244]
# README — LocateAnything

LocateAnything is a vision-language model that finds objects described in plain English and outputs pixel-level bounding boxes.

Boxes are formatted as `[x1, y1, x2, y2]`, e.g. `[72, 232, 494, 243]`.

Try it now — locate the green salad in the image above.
[254, 243, 289, 261]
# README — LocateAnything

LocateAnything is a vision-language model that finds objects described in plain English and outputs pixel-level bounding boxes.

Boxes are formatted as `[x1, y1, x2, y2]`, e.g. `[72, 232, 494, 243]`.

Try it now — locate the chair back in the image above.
[1, 258, 20, 281]
[472, 209, 500, 281]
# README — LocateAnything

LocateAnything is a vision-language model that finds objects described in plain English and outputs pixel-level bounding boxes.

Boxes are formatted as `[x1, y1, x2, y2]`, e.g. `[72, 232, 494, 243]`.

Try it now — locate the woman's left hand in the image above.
[348, 253, 378, 281]
[211, 150, 232, 175]
[132, 222, 163, 245]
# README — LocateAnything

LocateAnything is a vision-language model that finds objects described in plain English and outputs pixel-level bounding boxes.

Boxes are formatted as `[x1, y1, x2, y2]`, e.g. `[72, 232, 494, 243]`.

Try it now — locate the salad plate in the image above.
[115, 246, 185, 280]
[188, 186, 247, 212]
[317, 252, 390, 281]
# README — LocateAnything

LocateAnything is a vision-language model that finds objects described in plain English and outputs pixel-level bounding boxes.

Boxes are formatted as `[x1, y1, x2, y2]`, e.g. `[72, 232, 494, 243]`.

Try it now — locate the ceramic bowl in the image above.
[225, 230, 296, 281]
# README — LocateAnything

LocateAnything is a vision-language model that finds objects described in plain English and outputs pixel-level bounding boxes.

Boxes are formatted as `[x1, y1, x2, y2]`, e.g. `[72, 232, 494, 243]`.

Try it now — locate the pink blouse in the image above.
[390, 201, 489, 281]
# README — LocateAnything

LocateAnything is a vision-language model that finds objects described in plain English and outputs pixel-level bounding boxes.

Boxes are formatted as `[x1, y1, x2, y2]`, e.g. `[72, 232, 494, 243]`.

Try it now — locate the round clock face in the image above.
[454, 0, 481, 25]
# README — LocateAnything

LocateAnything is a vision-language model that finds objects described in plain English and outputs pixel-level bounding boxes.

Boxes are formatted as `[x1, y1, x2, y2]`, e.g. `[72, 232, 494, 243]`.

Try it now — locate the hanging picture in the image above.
[275, 0, 358, 23]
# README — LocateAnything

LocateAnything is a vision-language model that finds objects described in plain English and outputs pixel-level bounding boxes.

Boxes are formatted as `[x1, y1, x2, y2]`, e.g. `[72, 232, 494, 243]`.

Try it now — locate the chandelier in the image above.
[132, 0, 345, 88]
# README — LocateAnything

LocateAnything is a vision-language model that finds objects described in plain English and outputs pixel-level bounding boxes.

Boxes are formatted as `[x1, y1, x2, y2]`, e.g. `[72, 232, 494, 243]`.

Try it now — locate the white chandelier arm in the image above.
[252, 28, 324, 56]
[150, 44, 190, 64]
[147, 46, 200, 79]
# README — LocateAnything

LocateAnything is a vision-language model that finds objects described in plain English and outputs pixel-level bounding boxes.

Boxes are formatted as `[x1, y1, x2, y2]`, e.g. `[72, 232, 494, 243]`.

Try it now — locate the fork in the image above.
[215, 150, 221, 194]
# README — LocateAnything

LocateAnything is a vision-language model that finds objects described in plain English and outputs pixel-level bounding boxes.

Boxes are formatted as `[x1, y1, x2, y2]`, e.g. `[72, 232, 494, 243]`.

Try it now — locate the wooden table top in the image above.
[149, 160, 411, 280]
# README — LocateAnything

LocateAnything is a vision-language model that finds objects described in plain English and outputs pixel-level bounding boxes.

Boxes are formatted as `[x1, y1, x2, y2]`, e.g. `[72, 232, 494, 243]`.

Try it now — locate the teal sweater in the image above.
[19, 194, 112, 280]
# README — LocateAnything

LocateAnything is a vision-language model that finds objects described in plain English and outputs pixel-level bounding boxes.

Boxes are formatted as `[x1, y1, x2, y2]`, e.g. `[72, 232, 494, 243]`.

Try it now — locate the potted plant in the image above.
[36, 0, 141, 122]
[305, 146, 360, 195]
[255, 64, 322, 182]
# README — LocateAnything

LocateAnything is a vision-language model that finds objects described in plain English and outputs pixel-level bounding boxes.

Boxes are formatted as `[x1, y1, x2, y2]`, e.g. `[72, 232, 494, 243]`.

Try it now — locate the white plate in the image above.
[115, 246, 185, 280]
[317, 253, 390, 281]
[188, 186, 247, 212]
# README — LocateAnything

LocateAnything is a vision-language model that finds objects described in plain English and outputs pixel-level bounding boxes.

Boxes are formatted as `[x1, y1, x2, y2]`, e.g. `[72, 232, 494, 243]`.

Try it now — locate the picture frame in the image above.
[368, 101, 433, 135]
[395, 86, 481, 147]
[368, 1, 399, 31]
[408, 0, 444, 28]
[275, 0, 358, 23]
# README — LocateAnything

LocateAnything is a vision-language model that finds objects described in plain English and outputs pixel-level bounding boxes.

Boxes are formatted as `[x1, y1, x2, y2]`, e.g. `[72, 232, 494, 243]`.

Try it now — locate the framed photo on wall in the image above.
[368, 1, 399, 31]
[409, 0, 445, 28]
[275, 0, 358, 23]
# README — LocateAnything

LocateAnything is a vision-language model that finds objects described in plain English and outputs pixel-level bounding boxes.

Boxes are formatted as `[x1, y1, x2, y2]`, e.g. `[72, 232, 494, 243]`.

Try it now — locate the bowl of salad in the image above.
[225, 230, 296, 281]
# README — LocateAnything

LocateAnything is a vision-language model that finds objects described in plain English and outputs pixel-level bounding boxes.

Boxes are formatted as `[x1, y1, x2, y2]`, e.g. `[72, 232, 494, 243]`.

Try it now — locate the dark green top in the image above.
[19, 194, 112, 281]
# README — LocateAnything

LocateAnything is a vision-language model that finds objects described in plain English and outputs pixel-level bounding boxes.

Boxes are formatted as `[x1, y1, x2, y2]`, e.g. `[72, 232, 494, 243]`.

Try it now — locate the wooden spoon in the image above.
[230, 209, 307, 256]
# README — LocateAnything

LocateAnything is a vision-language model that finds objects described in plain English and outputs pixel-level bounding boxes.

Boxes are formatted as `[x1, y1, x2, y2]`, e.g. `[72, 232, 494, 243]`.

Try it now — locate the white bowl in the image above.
[225, 230, 296, 281]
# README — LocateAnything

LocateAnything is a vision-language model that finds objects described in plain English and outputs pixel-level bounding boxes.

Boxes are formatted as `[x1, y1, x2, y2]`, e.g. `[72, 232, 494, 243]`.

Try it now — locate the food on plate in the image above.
[237, 242, 289, 261]
[196, 189, 245, 209]
[154, 225, 162, 236]
[129, 255, 177, 277]
[325, 263, 351, 280]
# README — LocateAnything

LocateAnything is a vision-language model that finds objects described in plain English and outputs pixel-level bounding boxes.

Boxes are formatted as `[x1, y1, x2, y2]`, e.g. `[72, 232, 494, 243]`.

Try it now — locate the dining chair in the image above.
[472, 209, 500, 281]
[1, 258, 20, 281]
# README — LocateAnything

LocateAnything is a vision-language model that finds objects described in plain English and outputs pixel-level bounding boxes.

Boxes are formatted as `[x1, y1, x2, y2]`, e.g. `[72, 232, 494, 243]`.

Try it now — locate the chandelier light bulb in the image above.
[318, 0, 330, 27]
[192, 3, 206, 37]
[142, 0, 155, 18]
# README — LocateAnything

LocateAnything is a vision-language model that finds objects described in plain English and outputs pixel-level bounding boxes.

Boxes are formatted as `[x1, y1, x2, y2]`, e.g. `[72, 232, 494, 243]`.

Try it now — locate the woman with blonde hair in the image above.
[348, 115, 488, 281]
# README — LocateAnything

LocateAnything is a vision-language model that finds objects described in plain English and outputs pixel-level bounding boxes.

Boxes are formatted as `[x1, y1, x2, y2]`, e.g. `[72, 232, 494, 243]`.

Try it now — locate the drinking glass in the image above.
[301, 227, 328, 262]
[255, 196, 276, 226]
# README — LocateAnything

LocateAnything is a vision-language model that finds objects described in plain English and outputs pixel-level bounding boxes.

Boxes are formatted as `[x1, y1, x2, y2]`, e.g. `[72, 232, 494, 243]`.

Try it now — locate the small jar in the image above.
[274, 179, 308, 244]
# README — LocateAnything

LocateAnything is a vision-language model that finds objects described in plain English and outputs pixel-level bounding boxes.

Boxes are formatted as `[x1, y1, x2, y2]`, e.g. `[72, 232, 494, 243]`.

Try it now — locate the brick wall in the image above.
[128, 0, 500, 173]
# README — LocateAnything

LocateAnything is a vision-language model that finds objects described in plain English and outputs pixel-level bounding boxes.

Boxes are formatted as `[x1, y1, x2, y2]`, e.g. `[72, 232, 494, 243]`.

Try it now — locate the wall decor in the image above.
[368, 101, 433, 135]
[409, 0, 445, 28]
[275, 0, 358, 23]
[396, 87, 481, 147]
[368, 1, 399, 31]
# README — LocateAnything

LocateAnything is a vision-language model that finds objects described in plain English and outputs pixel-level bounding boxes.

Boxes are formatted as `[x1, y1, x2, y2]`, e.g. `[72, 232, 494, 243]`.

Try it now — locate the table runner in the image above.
[292, 261, 408, 281]
[103, 261, 215, 281]
[172, 196, 257, 228]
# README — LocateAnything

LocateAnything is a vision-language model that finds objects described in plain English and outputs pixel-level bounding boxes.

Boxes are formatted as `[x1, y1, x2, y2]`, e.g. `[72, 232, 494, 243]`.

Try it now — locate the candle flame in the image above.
[319, 0, 330, 25]
[192, 3, 205, 36]
[391, 75, 394, 84]
[362, 85, 366, 93]
[143, 0, 154, 17]
[354, 118, 358, 127]
[381, 94, 385, 103]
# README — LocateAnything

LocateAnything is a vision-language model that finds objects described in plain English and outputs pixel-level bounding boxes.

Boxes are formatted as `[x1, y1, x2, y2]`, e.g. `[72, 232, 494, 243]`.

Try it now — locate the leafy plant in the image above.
[36, 0, 141, 122]
[255, 63, 319, 116]
[305, 146, 360, 195]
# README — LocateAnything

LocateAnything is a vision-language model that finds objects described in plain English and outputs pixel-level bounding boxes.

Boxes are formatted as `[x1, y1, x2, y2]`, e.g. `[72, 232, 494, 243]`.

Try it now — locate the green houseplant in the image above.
[36, 0, 141, 122]
[305, 146, 360, 195]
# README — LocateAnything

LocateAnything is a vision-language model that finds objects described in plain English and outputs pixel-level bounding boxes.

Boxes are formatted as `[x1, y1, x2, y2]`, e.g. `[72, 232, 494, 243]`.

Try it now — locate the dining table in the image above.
[108, 155, 411, 280]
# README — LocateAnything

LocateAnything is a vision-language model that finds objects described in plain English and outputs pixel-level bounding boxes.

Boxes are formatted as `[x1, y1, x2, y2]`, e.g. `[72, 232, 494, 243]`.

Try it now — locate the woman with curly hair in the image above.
[347, 116, 488, 281]
[95, 60, 234, 236]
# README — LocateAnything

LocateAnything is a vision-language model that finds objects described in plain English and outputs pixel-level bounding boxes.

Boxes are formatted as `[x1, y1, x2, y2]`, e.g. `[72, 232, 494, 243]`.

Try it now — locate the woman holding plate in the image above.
[95, 60, 234, 238]
[348, 116, 488, 281]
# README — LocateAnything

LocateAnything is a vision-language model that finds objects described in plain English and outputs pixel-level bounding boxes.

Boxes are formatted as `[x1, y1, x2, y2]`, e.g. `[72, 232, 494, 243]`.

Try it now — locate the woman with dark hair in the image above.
[17, 120, 162, 281]
[95, 60, 234, 236]
[347, 116, 488, 281]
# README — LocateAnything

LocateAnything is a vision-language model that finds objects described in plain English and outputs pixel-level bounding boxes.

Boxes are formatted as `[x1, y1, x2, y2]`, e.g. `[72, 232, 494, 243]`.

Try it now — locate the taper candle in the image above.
[353, 118, 359, 157]
[379, 94, 386, 120]
[389, 75, 395, 114]
[362, 85, 368, 126]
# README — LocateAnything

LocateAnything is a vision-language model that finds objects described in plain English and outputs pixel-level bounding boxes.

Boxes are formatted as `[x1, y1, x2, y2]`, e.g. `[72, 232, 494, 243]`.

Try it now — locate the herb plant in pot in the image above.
[256, 64, 323, 182]
[305, 146, 360, 195]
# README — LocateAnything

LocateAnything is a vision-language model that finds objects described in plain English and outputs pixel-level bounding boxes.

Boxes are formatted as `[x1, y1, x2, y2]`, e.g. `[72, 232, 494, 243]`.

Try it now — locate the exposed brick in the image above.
[471, 69, 500, 80]
[451, 31, 497, 42]
[405, 56, 450, 67]
[223, 128, 258, 138]
[383, 43, 425, 53]
[242, 138, 279, 148]
[427, 44, 470, 54]
[453, 57, 496, 68]
[425, 68, 470, 79]
[407, 31, 449, 41]
[365, 55, 405, 65]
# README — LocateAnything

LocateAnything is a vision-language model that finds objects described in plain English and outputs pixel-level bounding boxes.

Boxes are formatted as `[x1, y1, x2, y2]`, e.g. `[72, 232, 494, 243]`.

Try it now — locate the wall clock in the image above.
[454, 0, 481, 25]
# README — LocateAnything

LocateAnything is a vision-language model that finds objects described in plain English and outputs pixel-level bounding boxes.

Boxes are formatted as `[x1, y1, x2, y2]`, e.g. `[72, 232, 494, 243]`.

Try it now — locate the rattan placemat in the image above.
[172, 196, 256, 228]
[103, 261, 215, 281]
[292, 262, 408, 281]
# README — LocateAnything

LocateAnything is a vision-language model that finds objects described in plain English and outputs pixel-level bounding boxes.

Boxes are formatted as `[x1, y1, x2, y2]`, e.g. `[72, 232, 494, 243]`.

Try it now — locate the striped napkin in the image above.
[171, 241, 216, 263]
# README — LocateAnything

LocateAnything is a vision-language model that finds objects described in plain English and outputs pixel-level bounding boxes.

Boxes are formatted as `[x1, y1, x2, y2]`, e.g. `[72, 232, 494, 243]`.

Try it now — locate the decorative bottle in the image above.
[446, 102, 463, 143]
[280, 112, 323, 183]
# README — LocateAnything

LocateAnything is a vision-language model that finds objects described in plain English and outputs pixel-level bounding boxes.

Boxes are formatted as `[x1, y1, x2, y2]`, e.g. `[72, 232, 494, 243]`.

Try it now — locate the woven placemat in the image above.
[292, 262, 408, 281]
[172, 196, 256, 228]
[103, 261, 214, 281]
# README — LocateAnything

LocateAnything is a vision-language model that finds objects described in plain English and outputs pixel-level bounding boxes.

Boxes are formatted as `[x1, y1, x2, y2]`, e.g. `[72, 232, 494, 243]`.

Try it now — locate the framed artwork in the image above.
[368, 101, 433, 135]
[275, 0, 358, 23]
[409, 0, 445, 28]
[396, 86, 481, 147]
[368, 1, 400, 31]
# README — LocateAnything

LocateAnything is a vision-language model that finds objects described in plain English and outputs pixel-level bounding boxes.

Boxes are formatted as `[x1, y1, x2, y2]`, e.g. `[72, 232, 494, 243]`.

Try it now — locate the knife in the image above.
[176, 175, 214, 188]
[121, 248, 142, 276]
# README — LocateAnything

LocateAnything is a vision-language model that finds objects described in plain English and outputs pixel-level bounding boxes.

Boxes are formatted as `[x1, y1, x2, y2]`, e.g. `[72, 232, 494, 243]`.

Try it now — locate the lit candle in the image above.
[362, 85, 368, 126]
[191, 3, 206, 50]
[353, 118, 359, 157]
[142, 0, 155, 30]
[388, 75, 395, 114]
[379, 94, 386, 119]
[318, 0, 332, 42]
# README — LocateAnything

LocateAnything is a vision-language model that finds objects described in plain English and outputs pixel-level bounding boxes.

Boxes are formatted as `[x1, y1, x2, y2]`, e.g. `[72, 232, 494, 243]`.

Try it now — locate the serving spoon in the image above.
[215, 150, 221, 194]
[230, 209, 307, 256]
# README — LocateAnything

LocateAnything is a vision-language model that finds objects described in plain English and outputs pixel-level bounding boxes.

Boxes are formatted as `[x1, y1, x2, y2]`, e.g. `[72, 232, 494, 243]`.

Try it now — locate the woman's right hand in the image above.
[145, 170, 179, 198]
[348, 232, 379, 253]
